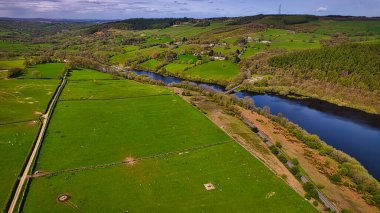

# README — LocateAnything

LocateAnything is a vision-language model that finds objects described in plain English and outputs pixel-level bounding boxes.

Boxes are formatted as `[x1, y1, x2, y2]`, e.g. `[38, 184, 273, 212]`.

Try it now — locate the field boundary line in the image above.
[68, 79, 121, 81]
[59, 93, 173, 102]
[0, 119, 37, 126]
[30, 140, 233, 178]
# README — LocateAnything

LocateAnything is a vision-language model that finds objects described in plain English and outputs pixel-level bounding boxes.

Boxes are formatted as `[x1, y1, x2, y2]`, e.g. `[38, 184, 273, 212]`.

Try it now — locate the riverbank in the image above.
[130, 66, 380, 116]
[239, 83, 380, 116]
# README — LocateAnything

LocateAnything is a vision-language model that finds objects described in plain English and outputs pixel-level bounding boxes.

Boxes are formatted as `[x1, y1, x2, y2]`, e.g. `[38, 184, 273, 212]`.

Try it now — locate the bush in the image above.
[275, 141, 282, 148]
[303, 182, 319, 200]
[329, 173, 342, 184]
[290, 166, 300, 175]
[269, 145, 279, 155]
[313, 200, 319, 206]
[278, 154, 287, 163]
[7, 67, 24, 78]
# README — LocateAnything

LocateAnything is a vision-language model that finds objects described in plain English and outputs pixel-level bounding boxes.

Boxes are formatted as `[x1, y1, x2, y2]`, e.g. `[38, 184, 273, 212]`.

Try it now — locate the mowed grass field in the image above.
[0, 59, 25, 70]
[22, 63, 65, 79]
[0, 63, 63, 210]
[185, 61, 240, 82]
[23, 69, 315, 212]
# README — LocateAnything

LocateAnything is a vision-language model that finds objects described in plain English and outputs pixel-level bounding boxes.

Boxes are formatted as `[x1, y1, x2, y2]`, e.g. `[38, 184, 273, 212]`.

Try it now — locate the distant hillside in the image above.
[0, 18, 92, 39]
[97, 18, 194, 30]
[269, 43, 380, 91]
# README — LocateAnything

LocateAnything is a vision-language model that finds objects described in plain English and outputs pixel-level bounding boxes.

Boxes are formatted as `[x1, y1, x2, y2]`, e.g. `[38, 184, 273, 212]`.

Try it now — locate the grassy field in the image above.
[22, 63, 65, 79]
[0, 79, 59, 122]
[164, 63, 191, 73]
[213, 46, 241, 57]
[251, 28, 329, 50]
[0, 59, 25, 70]
[242, 43, 266, 59]
[312, 20, 380, 35]
[178, 54, 197, 63]
[0, 41, 27, 52]
[185, 61, 240, 82]
[68, 68, 114, 80]
[144, 35, 173, 45]
[0, 63, 63, 210]
[139, 59, 161, 69]
[23, 69, 315, 212]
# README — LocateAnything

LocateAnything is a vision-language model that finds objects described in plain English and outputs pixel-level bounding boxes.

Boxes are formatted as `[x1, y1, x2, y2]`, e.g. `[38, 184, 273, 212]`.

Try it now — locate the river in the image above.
[129, 70, 380, 181]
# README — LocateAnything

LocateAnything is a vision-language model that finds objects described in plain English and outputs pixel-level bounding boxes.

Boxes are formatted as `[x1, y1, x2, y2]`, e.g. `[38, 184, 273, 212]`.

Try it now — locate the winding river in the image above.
[130, 70, 380, 181]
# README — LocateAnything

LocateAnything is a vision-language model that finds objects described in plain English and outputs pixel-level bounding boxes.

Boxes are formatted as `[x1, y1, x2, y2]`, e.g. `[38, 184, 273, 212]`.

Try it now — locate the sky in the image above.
[0, 0, 379, 20]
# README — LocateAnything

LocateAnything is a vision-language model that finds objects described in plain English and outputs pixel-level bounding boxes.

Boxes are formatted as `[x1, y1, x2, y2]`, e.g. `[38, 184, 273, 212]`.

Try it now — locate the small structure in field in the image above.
[203, 183, 215, 191]
[57, 194, 70, 202]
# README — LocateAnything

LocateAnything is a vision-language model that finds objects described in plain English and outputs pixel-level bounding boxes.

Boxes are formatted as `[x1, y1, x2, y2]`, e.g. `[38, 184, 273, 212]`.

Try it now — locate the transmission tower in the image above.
[279, 4, 282, 15]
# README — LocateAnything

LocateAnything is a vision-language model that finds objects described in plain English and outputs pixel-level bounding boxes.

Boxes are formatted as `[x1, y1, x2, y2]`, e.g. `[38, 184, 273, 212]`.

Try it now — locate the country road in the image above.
[7, 74, 67, 213]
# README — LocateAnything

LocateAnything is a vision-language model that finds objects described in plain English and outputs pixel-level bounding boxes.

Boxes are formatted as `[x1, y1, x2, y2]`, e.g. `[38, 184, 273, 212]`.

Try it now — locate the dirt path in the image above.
[7, 75, 67, 213]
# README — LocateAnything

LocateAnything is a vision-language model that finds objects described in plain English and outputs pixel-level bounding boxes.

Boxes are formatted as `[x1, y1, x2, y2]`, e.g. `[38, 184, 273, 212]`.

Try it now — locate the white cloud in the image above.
[316, 6, 328, 12]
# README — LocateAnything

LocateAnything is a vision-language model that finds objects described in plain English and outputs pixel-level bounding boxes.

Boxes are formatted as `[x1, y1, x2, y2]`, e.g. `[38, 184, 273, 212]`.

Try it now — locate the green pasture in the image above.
[24, 142, 315, 212]
[213, 46, 241, 57]
[23, 69, 314, 212]
[123, 45, 140, 52]
[156, 22, 227, 38]
[0, 66, 61, 209]
[178, 54, 197, 64]
[68, 68, 114, 80]
[111, 46, 166, 64]
[0, 41, 27, 52]
[0, 79, 59, 123]
[0, 59, 25, 70]
[139, 59, 161, 69]
[0, 122, 40, 210]
[242, 43, 266, 59]
[185, 61, 240, 82]
[23, 63, 65, 79]
[312, 20, 380, 35]
[144, 35, 173, 45]
[251, 28, 329, 50]
[164, 63, 191, 73]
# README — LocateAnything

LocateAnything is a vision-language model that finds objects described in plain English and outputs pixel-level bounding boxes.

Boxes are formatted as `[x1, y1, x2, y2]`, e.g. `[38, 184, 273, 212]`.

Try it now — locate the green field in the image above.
[139, 59, 161, 69]
[68, 68, 114, 80]
[251, 28, 330, 50]
[178, 54, 197, 64]
[0, 63, 63, 210]
[185, 61, 240, 83]
[0, 59, 25, 70]
[312, 20, 380, 35]
[144, 35, 173, 45]
[242, 43, 266, 59]
[23, 69, 315, 212]
[23, 63, 65, 79]
[164, 63, 191, 73]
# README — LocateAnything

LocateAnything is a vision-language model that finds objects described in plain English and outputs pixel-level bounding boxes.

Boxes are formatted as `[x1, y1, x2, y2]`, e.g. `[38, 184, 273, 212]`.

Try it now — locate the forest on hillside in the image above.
[268, 43, 380, 91]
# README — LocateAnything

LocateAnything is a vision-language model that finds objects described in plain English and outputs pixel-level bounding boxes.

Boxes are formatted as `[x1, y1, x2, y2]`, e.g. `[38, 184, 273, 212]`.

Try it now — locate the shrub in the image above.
[290, 166, 300, 175]
[303, 182, 319, 200]
[7, 67, 24, 78]
[329, 173, 342, 184]
[278, 154, 287, 163]
[275, 141, 282, 148]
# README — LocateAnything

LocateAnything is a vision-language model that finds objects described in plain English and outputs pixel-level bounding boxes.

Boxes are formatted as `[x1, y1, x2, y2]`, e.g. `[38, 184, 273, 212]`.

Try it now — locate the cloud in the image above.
[316, 6, 328, 12]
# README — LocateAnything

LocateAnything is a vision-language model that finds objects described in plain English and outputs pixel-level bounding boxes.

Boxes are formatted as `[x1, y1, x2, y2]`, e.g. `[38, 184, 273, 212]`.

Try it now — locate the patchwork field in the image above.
[22, 63, 65, 79]
[185, 60, 240, 83]
[22, 69, 315, 212]
[0, 59, 25, 70]
[0, 63, 63, 210]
